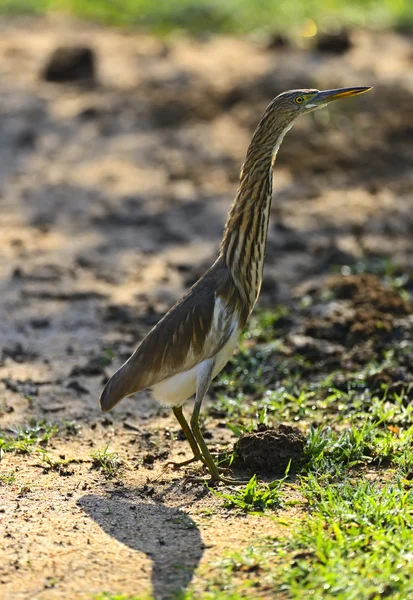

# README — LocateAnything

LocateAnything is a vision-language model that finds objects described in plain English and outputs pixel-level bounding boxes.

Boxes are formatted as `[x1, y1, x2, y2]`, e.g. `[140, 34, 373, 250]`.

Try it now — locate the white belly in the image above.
[152, 325, 240, 407]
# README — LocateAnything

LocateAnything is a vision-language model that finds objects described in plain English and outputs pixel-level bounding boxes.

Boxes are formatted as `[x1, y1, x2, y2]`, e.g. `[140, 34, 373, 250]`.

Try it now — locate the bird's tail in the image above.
[100, 356, 141, 412]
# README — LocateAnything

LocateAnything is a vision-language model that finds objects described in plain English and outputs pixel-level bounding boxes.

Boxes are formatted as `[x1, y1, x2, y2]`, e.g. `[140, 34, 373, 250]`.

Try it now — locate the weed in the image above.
[0, 471, 16, 484]
[93, 594, 152, 600]
[61, 420, 82, 436]
[91, 445, 123, 477]
[243, 306, 291, 344]
[215, 346, 270, 398]
[38, 450, 80, 475]
[0, 419, 58, 455]
[213, 471, 288, 513]
[218, 547, 263, 574]
[304, 423, 413, 477]
[93, 594, 151, 600]
[94, 592, 247, 600]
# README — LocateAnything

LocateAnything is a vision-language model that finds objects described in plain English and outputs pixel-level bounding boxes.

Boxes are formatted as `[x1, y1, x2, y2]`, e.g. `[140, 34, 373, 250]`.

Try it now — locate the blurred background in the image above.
[0, 0, 412, 421]
[1, 5, 413, 596]
[1, 0, 412, 34]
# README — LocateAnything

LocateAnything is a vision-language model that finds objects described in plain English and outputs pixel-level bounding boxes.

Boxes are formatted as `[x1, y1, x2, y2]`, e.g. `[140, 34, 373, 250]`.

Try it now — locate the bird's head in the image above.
[243, 85, 372, 170]
[247, 86, 372, 159]
[270, 86, 372, 120]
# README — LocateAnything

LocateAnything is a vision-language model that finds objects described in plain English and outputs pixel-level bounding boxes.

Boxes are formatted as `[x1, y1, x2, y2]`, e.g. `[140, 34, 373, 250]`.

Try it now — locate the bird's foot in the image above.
[164, 455, 203, 470]
[165, 454, 230, 473]
[216, 466, 232, 474]
[214, 474, 250, 486]
[183, 472, 249, 487]
[166, 464, 230, 481]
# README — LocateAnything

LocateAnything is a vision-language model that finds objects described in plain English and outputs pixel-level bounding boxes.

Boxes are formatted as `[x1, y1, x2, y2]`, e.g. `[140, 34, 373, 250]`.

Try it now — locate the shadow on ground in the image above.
[78, 494, 204, 600]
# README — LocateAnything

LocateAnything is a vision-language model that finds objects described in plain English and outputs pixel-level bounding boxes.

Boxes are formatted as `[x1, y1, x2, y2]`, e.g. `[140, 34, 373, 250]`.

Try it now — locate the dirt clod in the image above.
[42, 45, 96, 82]
[235, 424, 306, 475]
[316, 30, 352, 54]
[326, 274, 411, 315]
[303, 274, 412, 352]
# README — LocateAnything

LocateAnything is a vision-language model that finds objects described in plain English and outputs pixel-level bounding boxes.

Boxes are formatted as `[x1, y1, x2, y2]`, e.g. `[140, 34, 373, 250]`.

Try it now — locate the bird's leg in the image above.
[187, 359, 250, 486]
[166, 406, 203, 469]
[190, 359, 222, 481]
[187, 361, 245, 485]
[165, 401, 230, 474]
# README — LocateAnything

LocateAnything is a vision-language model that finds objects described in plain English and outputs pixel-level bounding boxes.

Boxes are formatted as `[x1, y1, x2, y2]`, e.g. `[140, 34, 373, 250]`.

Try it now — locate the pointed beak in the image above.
[312, 86, 372, 106]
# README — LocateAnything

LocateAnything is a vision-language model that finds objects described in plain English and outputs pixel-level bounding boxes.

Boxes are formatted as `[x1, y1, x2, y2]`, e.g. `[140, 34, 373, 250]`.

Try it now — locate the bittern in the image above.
[100, 86, 371, 484]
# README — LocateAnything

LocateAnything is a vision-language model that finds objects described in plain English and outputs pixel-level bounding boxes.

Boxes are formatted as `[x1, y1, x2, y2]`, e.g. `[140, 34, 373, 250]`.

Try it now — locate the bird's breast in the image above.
[151, 296, 241, 407]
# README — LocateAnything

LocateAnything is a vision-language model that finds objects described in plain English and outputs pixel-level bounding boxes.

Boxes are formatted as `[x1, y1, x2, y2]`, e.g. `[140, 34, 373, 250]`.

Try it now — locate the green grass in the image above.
[199, 545, 278, 598]
[212, 472, 287, 513]
[4, 271, 413, 598]
[94, 593, 247, 600]
[0, 419, 58, 456]
[93, 595, 152, 600]
[60, 419, 82, 436]
[94, 590, 252, 600]
[0, 470, 16, 484]
[275, 477, 413, 599]
[93, 592, 248, 600]
[213, 328, 413, 431]
[91, 444, 123, 477]
[203, 266, 413, 597]
[93, 595, 154, 600]
[204, 421, 413, 598]
[0, 0, 412, 34]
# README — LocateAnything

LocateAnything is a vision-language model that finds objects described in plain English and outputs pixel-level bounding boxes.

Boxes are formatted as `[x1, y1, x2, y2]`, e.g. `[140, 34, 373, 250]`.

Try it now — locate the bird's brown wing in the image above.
[100, 260, 244, 411]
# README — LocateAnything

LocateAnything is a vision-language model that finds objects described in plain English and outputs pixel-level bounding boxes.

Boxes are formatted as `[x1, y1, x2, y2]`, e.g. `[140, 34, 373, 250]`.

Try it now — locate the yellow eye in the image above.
[295, 96, 305, 104]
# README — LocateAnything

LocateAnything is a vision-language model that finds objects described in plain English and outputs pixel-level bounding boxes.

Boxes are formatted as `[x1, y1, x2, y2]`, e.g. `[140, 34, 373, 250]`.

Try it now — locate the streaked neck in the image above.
[220, 121, 292, 310]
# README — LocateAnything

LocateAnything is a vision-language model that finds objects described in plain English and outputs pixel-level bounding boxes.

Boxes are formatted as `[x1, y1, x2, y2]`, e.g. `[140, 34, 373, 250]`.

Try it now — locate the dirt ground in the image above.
[1, 16, 413, 600]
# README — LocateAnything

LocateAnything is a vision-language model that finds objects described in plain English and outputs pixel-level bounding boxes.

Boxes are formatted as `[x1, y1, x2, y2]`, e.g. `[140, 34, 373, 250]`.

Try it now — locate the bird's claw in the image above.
[164, 455, 203, 470]
[183, 473, 249, 487]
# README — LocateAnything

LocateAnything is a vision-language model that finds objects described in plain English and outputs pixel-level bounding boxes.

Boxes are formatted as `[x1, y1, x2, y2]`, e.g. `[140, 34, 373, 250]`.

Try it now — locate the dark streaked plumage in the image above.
[100, 85, 372, 483]
[101, 256, 249, 411]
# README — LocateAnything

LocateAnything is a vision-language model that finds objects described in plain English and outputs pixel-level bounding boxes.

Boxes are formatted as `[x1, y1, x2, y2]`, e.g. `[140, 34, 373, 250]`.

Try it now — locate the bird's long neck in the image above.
[220, 118, 292, 310]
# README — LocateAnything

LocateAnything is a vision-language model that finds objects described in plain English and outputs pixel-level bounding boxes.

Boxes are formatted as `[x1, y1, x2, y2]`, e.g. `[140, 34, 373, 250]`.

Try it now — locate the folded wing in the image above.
[100, 262, 241, 411]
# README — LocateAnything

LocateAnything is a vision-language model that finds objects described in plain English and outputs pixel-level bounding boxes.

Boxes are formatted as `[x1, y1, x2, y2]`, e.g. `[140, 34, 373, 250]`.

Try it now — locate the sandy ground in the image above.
[0, 16, 413, 599]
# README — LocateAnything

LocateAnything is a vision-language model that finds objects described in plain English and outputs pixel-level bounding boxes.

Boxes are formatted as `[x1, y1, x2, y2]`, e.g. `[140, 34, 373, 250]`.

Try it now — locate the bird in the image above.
[100, 86, 372, 484]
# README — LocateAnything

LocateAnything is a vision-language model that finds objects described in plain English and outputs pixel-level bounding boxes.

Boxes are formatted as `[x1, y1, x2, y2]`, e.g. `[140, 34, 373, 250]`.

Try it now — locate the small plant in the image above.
[91, 445, 123, 477]
[38, 450, 79, 475]
[61, 420, 82, 436]
[93, 594, 150, 600]
[243, 306, 291, 343]
[213, 470, 288, 513]
[0, 419, 58, 455]
[93, 594, 152, 600]
[276, 475, 413, 598]
[0, 471, 15, 484]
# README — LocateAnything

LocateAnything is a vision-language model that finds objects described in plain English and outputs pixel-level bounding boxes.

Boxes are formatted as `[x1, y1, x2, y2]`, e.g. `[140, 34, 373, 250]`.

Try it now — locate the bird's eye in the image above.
[295, 96, 305, 104]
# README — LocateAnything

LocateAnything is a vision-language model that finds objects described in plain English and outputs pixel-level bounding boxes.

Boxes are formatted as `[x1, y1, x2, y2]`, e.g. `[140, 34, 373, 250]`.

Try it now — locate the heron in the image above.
[100, 86, 372, 484]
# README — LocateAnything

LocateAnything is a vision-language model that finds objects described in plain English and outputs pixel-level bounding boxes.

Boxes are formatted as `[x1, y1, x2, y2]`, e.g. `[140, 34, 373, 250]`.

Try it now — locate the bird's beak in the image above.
[310, 86, 372, 107]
